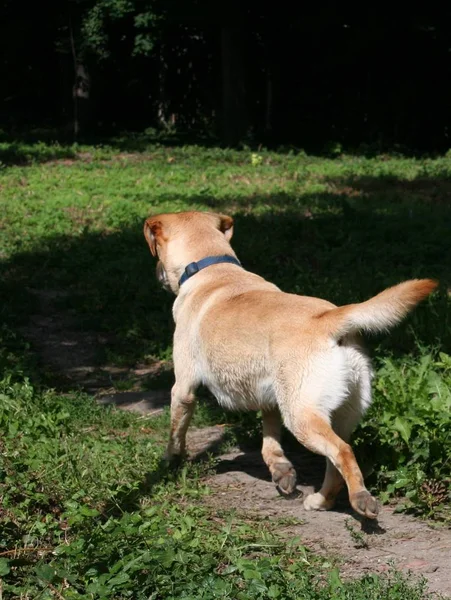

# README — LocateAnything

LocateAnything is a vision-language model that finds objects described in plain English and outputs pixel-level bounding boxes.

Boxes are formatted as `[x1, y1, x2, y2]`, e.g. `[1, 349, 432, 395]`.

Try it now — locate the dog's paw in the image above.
[350, 491, 379, 519]
[272, 462, 297, 495]
[303, 492, 335, 512]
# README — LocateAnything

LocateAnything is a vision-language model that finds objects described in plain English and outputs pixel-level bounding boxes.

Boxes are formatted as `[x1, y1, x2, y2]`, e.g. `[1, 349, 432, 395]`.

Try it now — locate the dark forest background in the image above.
[1, 1, 451, 153]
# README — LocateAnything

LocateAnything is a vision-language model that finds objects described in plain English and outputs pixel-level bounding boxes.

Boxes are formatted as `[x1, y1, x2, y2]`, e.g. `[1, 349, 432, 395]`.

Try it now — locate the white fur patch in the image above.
[196, 338, 372, 423]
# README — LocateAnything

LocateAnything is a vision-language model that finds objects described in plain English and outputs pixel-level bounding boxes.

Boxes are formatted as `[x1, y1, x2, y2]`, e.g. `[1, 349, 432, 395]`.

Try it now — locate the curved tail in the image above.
[317, 279, 438, 340]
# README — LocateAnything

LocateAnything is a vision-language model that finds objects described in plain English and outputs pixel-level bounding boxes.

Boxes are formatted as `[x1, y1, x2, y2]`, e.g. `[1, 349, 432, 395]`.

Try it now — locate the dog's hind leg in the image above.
[303, 352, 373, 512]
[303, 403, 363, 512]
[289, 409, 378, 518]
[262, 408, 297, 495]
[165, 382, 197, 462]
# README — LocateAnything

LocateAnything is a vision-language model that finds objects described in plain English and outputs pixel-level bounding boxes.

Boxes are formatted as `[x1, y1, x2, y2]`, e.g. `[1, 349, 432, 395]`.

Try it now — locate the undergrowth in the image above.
[1, 141, 450, 597]
[356, 352, 451, 519]
[0, 330, 441, 599]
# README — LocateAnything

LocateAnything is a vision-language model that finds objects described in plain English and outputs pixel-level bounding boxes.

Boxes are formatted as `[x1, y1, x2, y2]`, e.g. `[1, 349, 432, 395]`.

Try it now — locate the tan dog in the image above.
[144, 210, 437, 519]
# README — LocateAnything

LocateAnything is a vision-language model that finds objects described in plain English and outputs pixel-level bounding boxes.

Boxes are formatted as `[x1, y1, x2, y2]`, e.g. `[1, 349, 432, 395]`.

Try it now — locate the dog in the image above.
[143, 210, 437, 519]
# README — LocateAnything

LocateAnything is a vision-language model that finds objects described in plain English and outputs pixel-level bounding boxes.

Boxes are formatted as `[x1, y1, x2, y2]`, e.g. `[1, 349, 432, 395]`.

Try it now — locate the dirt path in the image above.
[21, 289, 451, 597]
[190, 438, 451, 597]
[21, 288, 171, 409]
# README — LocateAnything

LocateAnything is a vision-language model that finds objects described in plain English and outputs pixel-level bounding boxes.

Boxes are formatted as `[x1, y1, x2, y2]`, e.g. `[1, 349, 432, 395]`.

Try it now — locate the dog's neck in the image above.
[171, 237, 238, 289]
[178, 255, 242, 287]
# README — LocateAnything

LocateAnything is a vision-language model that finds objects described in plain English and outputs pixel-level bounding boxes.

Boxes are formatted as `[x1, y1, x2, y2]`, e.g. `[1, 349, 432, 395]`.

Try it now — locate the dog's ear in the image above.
[218, 214, 234, 242]
[144, 218, 163, 257]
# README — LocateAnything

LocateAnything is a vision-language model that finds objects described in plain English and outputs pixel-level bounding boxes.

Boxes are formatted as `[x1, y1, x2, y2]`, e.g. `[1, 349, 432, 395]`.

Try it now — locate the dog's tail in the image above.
[318, 279, 438, 341]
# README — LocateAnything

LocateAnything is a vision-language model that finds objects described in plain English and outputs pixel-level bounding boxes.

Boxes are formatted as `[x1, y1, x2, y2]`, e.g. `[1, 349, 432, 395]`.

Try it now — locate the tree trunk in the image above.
[72, 62, 90, 140]
[265, 65, 272, 133]
[221, 2, 246, 145]
[157, 43, 168, 127]
[69, 15, 90, 140]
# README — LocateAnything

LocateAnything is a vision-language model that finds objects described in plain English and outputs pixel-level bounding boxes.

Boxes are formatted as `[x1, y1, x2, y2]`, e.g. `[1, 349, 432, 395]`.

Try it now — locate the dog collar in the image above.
[179, 255, 242, 286]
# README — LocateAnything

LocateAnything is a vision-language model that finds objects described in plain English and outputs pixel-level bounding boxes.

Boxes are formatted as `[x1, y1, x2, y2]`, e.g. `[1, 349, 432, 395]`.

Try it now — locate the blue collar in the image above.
[178, 255, 242, 286]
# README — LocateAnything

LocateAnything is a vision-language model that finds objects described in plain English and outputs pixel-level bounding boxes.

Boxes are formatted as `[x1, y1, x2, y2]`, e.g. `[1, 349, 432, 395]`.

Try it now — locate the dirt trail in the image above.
[21, 288, 171, 410]
[190, 438, 451, 597]
[21, 289, 451, 597]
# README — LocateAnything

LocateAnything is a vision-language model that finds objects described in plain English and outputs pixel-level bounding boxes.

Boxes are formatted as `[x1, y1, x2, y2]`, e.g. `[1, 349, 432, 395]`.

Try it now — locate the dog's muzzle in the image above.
[156, 261, 172, 292]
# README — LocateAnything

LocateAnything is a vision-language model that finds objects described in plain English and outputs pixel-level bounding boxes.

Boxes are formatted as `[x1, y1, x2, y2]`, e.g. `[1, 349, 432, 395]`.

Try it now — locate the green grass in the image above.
[0, 334, 440, 598]
[0, 141, 450, 597]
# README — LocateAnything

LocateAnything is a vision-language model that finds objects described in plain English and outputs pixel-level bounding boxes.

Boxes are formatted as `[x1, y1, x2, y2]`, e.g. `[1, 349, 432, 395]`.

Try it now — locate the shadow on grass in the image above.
[102, 457, 172, 517]
[0, 126, 442, 164]
[0, 133, 312, 168]
[1, 177, 451, 506]
[0, 141, 79, 166]
[2, 176, 450, 371]
[0, 131, 224, 167]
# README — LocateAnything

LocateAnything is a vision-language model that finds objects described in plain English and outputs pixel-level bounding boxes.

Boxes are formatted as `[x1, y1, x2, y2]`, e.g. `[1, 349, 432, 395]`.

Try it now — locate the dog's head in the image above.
[143, 211, 235, 294]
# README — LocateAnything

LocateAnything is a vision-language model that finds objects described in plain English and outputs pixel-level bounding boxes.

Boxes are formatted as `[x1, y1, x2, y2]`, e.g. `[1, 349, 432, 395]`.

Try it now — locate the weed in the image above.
[344, 519, 369, 549]
[0, 350, 439, 598]
[356, 353, 451, 520]
[0, 142, 450, 597]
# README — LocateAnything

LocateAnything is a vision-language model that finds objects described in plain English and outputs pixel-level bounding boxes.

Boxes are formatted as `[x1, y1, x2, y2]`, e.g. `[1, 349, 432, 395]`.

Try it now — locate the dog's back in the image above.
[144, 210, 437, 519]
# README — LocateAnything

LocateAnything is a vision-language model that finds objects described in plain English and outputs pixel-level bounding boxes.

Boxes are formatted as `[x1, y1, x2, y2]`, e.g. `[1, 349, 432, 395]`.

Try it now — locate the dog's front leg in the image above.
[164, 383, 197, 463]
[262, 409, 297, 495]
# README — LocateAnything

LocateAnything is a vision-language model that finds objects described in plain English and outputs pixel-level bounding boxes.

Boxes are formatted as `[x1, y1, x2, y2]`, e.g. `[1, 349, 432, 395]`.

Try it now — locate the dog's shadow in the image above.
[194, 440, 386, 534]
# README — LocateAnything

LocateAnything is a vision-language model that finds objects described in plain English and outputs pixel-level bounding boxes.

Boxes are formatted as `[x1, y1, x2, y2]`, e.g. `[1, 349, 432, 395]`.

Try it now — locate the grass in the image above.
[0, 334, 439, 598]
[0, 140, 450, 597]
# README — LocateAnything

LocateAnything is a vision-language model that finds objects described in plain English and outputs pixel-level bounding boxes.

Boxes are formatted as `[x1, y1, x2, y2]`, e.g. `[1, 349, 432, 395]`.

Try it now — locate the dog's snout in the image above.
[156, 261, 166, 284]
[156, 261, 171, 292]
